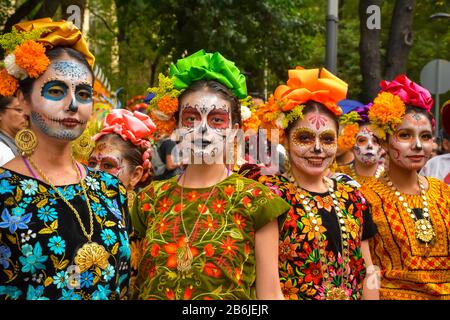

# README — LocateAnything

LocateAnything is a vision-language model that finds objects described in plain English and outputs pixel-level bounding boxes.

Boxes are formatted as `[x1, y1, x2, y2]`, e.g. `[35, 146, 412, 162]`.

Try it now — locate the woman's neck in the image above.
[354, 160, 378, 177]
[336, 151, 354, 166]
[180, 164, 228, 188]
[386, 161, 420, 194]
[27, 131, 83, 185]
[291, 165, 328, 193]
[0, 127, 15, 140]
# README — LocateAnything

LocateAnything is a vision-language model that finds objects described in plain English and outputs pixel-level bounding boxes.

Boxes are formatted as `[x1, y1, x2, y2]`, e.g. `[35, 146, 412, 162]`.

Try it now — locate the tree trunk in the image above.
[34, 0, 60, 20]
[384, 0, 416, 80]
[2, 0, 42, 33]
[359, 0, 382, 103]
[150, 54, 161, 87]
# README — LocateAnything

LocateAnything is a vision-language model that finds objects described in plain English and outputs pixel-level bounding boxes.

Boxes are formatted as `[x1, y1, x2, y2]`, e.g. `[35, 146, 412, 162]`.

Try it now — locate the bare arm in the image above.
[361, 240, 380, 300]
[255, 220, 284, 300]
[165, 154, 178, 171]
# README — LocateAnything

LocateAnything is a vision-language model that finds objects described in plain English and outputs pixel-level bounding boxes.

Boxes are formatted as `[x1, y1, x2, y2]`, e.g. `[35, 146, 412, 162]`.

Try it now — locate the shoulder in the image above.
[426, 176, 450, 194]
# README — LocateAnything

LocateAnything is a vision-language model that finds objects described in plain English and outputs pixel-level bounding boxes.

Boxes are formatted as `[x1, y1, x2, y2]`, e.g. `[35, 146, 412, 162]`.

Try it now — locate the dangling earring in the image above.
[15, 128, 38, 156]
[330, 158, 338, 172]
[72, 132, 95, 163]
[127, 190, 137, 212]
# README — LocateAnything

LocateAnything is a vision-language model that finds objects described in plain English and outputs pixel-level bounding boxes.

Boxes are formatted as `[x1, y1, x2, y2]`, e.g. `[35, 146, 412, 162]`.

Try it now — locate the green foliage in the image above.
[0, 28, 49, 53]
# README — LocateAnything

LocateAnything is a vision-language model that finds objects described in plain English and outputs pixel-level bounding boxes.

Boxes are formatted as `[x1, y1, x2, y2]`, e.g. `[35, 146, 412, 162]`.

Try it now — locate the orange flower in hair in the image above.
[14, 40, 50, 78]
[0, 69, 19, 96]
[338, 123, 359, 151]
[157, 96, 179, 115]
[368, 92, 406, 140]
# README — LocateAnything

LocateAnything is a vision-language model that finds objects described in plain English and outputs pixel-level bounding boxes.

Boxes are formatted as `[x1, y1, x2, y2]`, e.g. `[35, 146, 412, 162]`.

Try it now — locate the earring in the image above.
[72, 132, 95, 163]
[15, 128, 38, 156]
[127, 190, 137, 212]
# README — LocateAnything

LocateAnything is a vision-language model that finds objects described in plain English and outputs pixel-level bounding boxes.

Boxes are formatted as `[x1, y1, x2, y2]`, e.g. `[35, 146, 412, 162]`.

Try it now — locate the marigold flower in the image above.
[369, 92, 406, 137]
[0, 68, 19, 96]
[14, 40, 50, 78]
[337, 123, 359, 151]
[157, 96, 178, 115]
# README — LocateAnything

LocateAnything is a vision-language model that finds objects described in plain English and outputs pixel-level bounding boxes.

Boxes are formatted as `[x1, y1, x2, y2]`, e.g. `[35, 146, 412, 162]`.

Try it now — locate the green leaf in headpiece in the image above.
[169, 49, 247, 99]
[339, 111, 361, 126]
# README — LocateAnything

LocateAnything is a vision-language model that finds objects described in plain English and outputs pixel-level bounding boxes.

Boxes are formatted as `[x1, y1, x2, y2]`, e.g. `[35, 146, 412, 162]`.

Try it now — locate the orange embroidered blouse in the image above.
[361, 177, 450, 300]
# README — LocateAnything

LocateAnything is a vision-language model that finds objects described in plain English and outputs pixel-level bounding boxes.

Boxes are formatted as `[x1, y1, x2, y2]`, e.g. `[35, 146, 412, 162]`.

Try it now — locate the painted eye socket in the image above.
[75, 84, 93, 103]
[356, 136, 368, 146]
[294, 131, 315, 145]
[42, 81, 68, 101]
[420, 133, 433, 141]
[396, 130, 412, 141]
[320, 133, 336, 145]
[87, 160, 98, 168]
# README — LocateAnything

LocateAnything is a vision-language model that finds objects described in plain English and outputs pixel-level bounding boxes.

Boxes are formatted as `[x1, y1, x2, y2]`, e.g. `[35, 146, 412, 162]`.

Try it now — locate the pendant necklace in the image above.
[26, 156, 110, 273]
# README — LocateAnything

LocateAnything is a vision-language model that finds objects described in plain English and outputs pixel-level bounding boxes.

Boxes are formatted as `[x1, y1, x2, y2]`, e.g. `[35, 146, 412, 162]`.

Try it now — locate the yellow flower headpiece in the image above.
[368, 92, 406, 141]
[0, 18, 94, 97]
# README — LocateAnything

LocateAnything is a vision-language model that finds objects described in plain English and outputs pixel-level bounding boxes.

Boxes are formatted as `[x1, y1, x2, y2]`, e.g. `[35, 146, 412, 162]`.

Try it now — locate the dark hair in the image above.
[19, 47, 94, 102]
[175, 80, 242, 126]
[285, 100, 339, 136]
[95, 133, 152, 189]
[0, 96, 15, 114]
[405, 104, 434, 126]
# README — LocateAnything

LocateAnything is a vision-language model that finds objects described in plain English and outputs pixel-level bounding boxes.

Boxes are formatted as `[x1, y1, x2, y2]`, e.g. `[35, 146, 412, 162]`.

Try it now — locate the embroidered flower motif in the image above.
[20, 179, 38, 196]
[85, 176, 100, 191]
[280, 279, 300, 300]
[0, 208, 32, 233]
[48, 235, 66, 255]
[220, 236, 238, 257]
[53, 271, 68, 289]
[37, 205, 57, 222]
[101, 229, 117, 247]
[19, 243, 48, 274]
[0, 245, 12, 268]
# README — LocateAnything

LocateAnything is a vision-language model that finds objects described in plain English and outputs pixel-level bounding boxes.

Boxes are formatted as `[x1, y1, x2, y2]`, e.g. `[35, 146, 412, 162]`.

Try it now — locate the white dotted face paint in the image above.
[29, 59, 93, 141]
[176, 91, 232, 164]
[353, 125, 382, 166]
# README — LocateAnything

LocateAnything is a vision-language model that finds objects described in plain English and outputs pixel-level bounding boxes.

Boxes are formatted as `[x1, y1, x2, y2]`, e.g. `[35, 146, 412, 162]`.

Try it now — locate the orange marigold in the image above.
[338, 123, 359, 151]
[242, 113, 261, 132]
[0, 69, 19, 96]
[369, 92, 405, 135]
[14, 40, 50, 78]
[157, 96, 178, 115]
[151, 116, 176, 136]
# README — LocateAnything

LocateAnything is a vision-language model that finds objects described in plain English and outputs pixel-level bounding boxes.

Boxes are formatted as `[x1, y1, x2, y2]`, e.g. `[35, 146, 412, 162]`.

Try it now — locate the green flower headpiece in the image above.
[169, 49, 247, 99]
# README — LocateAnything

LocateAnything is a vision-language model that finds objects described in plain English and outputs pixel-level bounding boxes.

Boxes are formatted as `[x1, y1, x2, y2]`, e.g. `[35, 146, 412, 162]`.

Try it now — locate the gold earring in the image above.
[15, 128, 38, 156]
[127, 190, 137, 211]
[72, 132, 95, 163]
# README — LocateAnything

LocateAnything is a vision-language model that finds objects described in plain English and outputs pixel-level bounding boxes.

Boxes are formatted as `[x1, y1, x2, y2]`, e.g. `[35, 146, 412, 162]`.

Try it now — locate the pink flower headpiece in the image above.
[94, 109, 156, 148]
[380, 75, 433, 112]
[93, 109, 156, 182]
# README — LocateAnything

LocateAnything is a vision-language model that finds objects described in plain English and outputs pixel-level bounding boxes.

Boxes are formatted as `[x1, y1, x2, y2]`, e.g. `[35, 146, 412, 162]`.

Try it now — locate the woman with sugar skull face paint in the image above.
[337, 104, 385, 184]
[130, 50, 290, 300]
[0, 19, 131, 300]
[247, 67, 378, 300]
[360, 75, 450, 300]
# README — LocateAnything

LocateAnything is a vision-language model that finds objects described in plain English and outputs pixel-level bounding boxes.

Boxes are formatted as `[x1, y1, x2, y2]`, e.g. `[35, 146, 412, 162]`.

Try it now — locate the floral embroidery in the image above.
[0, 168, 130, 300]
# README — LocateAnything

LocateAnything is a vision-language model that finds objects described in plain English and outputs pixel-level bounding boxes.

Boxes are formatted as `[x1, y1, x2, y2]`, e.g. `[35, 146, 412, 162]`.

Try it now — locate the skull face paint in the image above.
[353, 125, 382, 165]
[28, 58, 93, 141]
[88, 142, 133, 187]
[388, 112, 433, 171]
[176, 91, 232, 164]
[288, 111, 337, 177]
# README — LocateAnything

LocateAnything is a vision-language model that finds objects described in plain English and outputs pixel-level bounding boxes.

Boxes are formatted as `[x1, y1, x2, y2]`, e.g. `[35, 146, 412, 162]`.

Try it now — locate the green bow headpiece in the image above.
[169, 49, 247, 99]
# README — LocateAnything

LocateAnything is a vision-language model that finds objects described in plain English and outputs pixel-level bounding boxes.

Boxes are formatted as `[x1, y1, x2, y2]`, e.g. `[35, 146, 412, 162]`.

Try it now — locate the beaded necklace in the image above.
[286, 171, 351, 300]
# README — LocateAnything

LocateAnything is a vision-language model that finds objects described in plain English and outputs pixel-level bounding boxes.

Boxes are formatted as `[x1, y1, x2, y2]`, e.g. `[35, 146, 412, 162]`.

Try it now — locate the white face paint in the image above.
[176, 91, 232, 164]
[28, 57, 93, 141]
[288, 111, 338, 177]
[353, 125, 382, 166]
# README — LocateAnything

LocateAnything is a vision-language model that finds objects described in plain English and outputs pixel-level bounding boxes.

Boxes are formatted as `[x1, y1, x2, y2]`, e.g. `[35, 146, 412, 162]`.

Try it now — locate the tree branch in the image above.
[2, 0, 42, 34]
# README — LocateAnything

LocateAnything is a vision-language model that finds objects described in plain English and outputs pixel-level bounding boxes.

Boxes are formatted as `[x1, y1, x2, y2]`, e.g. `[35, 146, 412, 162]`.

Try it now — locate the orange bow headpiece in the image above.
[274, 67, 347, 116]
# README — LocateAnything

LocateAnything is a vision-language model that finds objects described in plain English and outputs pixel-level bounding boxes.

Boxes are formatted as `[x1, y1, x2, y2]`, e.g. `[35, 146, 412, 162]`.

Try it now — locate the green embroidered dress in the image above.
[130, 173, 291, 300]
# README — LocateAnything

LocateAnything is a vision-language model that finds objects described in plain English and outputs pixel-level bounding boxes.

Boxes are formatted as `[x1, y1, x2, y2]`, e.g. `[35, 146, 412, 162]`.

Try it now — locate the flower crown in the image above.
[368, 75, 434, 140]
[92, 109, 157, 182]
[146, 50, 258, 136]
[0, 18, 94, 97]
[256, 66, 347, 142]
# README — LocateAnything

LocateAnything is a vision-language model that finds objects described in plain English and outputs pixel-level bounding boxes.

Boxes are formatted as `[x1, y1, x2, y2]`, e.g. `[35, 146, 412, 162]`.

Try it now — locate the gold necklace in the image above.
[384, 174, 435, 244]
[176, 169, 226, 273]
[27, 156, 110, 273]
[350, 162, 384, 180]
[286, 171, 351, 300]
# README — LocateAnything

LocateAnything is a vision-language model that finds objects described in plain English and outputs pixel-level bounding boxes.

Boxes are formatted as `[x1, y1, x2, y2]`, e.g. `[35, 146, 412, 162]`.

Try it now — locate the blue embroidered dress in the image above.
[0, 167, 131, 300]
